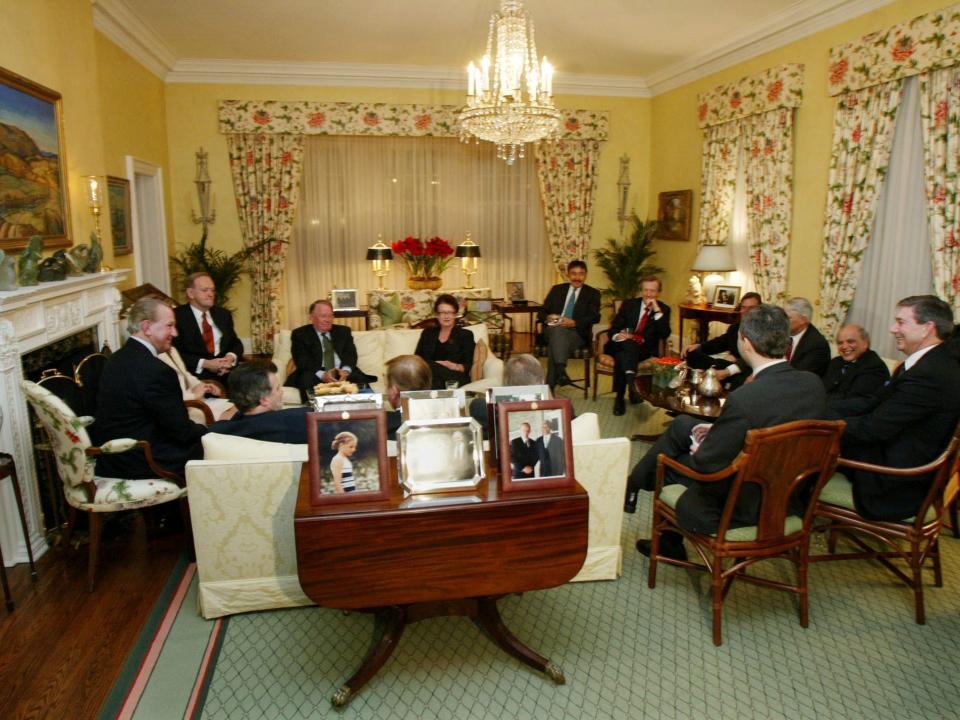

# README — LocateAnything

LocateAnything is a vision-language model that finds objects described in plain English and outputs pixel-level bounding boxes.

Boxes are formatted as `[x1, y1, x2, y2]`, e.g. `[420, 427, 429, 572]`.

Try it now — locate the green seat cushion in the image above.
[819, 472, 936, 523]
[658, 483, 803, 541]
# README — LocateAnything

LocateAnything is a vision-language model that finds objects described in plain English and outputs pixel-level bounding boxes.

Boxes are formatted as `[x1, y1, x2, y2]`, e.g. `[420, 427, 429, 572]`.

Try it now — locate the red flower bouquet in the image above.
[390, 235, 454, 278]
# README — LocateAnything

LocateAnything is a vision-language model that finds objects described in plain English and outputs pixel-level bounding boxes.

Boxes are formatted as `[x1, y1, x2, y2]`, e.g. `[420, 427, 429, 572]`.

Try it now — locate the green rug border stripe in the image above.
[188, 615, 230, 719]
[98, 554, 191, 720]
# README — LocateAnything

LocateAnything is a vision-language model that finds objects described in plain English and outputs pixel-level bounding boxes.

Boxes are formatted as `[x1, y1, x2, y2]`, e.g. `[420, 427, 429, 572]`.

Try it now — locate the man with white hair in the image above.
[821, 324, 889, 400]
[783, 297, 830, 376]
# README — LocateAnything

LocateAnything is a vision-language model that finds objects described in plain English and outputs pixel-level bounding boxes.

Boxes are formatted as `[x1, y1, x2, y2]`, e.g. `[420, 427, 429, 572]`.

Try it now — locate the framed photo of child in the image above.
[497, 398, 575, 492]
[306, 409, 390, 505]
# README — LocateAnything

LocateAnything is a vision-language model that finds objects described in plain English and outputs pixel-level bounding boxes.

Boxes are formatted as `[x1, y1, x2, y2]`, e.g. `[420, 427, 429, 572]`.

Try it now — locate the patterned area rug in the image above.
[102, 389, 960, 719]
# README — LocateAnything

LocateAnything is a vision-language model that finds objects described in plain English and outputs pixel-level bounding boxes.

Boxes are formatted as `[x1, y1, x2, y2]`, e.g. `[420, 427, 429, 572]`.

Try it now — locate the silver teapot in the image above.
[687, 368, 704, 387]
[698, 367, 722, 397]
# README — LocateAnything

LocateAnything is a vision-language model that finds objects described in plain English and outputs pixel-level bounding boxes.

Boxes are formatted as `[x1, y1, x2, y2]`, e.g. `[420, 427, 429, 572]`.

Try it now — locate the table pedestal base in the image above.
[331, 596, 565, 707]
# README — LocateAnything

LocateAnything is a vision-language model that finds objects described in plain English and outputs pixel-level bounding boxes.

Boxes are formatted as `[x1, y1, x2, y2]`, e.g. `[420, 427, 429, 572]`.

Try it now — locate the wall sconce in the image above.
[455, 232, 481, 289]
[691, 243, 735, 305]
[616, 155, 631, 237]
[84, 175, 102, 243]
[191, 146, 216, 235]
[366, 235, 393, 290]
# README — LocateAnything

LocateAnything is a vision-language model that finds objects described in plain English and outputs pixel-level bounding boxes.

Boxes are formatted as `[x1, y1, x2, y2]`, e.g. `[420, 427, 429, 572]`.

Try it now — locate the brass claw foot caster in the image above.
[545, 661, 565, 684]
[332, 685, 352, 707]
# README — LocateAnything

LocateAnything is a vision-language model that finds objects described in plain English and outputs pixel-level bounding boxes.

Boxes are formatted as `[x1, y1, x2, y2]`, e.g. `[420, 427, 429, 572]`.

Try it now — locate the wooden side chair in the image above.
[649, 419, 845, 645]
[809, 421, 960, 624]
[22, 380, 189, 591]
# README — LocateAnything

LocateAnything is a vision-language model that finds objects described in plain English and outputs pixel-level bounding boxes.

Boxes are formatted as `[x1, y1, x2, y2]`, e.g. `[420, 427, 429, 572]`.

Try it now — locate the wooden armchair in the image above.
[649, 419, 845, 645]
[809, 421, 960, 624]
[592, 329, 666, 400]
[22, 381, 189, 591]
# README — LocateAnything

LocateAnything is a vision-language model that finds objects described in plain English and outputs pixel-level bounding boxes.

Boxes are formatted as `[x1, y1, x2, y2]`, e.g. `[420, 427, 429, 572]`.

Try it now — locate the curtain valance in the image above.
[218, 100, 609, 141]
[696, 64, 804, 128]
[828, 4, 960, 96]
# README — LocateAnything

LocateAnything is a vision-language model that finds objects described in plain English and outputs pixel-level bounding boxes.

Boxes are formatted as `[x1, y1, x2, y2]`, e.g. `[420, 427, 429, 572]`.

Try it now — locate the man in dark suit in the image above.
[626, 304, 827, 560]
[821, 324, 890, 401]
[210, 361, 310, 443]
[535, 421, 566, 477]
[605, 276, 672, 415]
[93, 298, 208, 478]
[783, 297, 830, 376]
[683, 292, 762, 384]
[537, 260, 601, 391]
[510, 422, 539, 479]
[286, 299, 373, 402]
[173, 272, 244, 382]
[829, 296, 960, 521]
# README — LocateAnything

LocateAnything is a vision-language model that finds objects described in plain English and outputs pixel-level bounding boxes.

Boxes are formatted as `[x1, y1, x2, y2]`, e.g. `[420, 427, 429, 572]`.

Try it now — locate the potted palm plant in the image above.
[592, 215, 665, 319]
[169, 232, 275, 310]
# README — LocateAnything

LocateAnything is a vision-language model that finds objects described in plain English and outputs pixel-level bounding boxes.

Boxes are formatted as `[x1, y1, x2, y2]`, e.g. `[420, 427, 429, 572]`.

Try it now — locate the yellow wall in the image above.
[648, 0, 948, 319]
[0, 0, 104, 251]
[94, 32, 172, 283]
[164, 84, 650, 336]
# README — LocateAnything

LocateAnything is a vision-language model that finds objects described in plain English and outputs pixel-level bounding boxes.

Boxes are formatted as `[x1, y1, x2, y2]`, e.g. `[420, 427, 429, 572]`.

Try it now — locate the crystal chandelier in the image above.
[458, 0, 562, 165]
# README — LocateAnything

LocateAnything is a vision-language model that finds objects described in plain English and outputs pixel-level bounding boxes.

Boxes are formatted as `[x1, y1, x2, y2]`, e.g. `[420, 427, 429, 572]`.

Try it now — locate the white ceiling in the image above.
[92, 0, 892, 96]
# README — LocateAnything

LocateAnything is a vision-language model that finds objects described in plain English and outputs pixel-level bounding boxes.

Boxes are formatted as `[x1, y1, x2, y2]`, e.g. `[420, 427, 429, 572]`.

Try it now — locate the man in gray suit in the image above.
[626, 304, 827, 559]
[535, 421, 566, 477]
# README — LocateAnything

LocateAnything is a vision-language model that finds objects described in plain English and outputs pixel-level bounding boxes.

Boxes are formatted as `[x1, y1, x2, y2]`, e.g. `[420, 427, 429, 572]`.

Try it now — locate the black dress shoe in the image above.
[636, 538, 687, 561]
[627, 383, 641, 404]
[558, 371, 574, 386]
[624, 490, 638, 514]
[613, 397, 626, 416]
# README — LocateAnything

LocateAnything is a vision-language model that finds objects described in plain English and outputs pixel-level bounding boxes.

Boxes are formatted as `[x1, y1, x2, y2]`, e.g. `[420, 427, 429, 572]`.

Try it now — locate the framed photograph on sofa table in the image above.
[497, 399, 575, 492]
[306, 409, 390, 505]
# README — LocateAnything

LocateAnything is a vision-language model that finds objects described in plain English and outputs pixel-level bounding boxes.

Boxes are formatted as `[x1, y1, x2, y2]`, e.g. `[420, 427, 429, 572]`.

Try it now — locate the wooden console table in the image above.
[494, 300, 544, 354]
[294, 463, 588, 707]
[678, 303, 739, 352]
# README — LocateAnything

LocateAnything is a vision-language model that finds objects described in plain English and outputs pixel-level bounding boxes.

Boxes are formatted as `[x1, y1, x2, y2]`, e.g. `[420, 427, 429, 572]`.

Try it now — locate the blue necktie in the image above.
[562, 289, 577, 318]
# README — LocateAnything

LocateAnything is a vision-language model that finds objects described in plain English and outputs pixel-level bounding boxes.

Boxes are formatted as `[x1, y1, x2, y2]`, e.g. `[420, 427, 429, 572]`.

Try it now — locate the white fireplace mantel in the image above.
[0, 270, 130, 566]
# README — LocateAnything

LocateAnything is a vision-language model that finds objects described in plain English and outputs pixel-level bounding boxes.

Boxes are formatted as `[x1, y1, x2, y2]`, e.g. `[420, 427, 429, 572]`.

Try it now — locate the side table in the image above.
[678, 303, 739, 352]
[493, 301, 544, 355]
[0, 453, 38, 611]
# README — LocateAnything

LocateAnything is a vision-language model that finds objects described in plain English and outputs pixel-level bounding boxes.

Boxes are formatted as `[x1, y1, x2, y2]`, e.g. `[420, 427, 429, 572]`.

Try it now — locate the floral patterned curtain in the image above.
[919, 65, 960, 319]
[534, 140, 601, 273]
[817, 80, 903, 338]
[226, 133, 305, 353]
[741, 108, 795, 303]
[697, 121, 741, 247]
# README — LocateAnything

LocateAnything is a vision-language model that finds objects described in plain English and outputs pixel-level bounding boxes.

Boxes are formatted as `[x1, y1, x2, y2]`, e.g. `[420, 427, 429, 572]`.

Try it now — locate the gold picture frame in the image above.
[656, 190, 692, 241]
[107, 176, 133, 256]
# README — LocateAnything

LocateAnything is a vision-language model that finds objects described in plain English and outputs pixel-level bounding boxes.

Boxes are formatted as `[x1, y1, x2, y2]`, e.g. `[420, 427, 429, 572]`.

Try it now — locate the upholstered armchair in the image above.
[22, 381, 188, 591]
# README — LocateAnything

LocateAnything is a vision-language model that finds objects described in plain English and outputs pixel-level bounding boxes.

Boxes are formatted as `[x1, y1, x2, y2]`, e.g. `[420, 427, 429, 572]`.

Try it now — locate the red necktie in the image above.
[202, 312, 215, 354]
[785, 338, 793, 361]
[633, 309, 648, 344]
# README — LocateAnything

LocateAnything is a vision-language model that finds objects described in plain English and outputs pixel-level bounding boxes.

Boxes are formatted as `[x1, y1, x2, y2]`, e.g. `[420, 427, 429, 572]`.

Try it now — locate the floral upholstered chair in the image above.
[22, 381, 188, 591]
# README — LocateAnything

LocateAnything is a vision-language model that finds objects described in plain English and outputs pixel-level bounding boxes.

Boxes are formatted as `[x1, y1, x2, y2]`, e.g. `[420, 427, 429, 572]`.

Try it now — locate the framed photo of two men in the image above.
[497, 399, 575, 492]
[305, 409, 390, 506]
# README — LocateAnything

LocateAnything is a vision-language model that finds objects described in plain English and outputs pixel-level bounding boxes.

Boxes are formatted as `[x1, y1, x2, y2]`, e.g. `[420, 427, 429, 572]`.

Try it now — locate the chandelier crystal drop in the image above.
[458, 0, 562, 165]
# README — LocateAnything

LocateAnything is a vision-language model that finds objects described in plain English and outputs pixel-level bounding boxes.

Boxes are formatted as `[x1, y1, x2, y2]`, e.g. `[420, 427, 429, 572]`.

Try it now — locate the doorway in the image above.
[125, 156, 170, 294]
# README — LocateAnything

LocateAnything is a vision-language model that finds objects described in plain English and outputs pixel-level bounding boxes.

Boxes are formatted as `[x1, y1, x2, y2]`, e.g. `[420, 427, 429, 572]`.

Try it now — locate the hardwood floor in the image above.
[0, 516, 183, 720]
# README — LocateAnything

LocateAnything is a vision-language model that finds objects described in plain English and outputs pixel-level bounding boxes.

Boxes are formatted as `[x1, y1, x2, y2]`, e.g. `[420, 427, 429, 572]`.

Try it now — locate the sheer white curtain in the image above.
[848, 77, 933, 359]
[284, 136, 551, 324]
[727, 145, 758, 297]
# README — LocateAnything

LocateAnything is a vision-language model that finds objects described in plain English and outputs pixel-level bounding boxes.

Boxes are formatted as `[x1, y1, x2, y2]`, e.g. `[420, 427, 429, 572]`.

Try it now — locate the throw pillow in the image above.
[471, 339, 488, 382]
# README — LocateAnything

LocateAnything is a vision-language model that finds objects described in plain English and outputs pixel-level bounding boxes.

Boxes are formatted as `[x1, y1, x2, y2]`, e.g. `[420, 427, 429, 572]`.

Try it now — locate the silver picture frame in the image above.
[396, 417, 484, 494]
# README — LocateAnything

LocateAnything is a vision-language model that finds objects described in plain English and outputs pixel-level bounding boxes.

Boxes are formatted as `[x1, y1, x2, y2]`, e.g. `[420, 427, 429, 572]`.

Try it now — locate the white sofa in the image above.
[186, 413, 629, 619]
[271, 323, 504, 405]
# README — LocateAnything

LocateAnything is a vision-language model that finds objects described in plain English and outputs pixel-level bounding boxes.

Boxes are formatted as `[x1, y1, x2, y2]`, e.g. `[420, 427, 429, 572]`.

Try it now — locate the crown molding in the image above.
[92, 0, 176, 79]
[166, 59, 651, 97]
[645, 0, 895, 95]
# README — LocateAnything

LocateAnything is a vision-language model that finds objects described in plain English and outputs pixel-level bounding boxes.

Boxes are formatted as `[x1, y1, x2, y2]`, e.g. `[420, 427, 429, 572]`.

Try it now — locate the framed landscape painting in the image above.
[107, 176, 133, 255]
[0, 66, 70, 250]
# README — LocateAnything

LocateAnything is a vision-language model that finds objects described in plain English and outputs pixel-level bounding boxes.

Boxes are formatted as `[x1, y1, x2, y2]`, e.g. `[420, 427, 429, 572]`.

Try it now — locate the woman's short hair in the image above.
[433, 294, 460, 314]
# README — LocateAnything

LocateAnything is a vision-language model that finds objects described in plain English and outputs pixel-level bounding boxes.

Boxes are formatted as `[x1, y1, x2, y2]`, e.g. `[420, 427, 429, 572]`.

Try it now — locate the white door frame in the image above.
[125, 156, 170, 293]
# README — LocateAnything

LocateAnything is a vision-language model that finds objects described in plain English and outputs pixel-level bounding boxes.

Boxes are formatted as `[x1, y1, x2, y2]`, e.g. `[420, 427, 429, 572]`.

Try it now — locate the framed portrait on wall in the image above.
[0, 66, 71, 250]
[306, 409, 390, 505]
[497, 398, 575, 492]
[107, 176, 133, 255]
[655, 190, 692, 241]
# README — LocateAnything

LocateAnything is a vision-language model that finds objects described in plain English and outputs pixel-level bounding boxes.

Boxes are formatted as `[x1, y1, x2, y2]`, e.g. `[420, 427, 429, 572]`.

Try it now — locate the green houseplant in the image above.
[592, 215, 665, 319]
[169, 232, 275, 310]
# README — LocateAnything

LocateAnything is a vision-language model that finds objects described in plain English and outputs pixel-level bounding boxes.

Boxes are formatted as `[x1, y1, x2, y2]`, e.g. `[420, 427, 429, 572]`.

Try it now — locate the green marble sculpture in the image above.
[0, 250, 18, 291]
[17, 235, 42, 286]
[85, 231, 103, 273]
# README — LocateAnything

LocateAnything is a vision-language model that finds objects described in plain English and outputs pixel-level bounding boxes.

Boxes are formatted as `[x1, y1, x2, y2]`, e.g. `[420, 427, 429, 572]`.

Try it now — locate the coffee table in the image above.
[294, 460, 588, 706]
[630, 374, 726, 440]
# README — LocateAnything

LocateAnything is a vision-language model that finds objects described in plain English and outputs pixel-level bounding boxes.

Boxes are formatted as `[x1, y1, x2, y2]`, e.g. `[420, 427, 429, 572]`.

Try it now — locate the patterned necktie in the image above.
[633, 309, 648, 344]
[321, 333, 335, 372]
[201, 312, 215, 354]
[562, 288, 577, 318]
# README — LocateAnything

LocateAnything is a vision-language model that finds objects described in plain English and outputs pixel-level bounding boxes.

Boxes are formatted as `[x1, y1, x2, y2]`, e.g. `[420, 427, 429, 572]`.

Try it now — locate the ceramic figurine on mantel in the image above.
[0, 249, 18, 291]
[18, 235, 42, 286]
[38, 249, 68, 282]
[65, 244, 89, 275]
[85, 230, 103, 273]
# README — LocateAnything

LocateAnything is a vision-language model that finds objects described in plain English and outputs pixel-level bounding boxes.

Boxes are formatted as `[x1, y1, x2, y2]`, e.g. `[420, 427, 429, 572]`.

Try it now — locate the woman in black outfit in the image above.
[415, 294, 475, 389]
